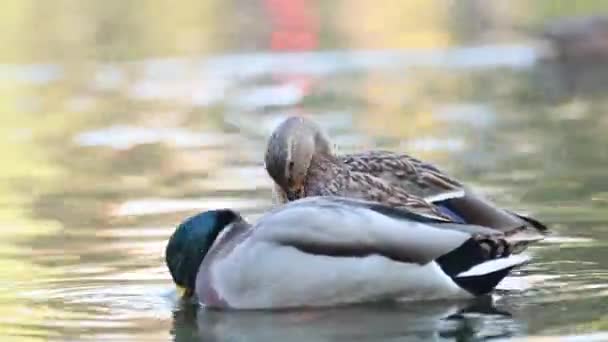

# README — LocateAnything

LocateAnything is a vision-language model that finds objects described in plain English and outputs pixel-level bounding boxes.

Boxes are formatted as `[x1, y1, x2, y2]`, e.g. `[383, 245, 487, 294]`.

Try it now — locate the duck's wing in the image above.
[338, 171, 457, 223]
[341, 151, 548, 234]
[436, 193, 549, 234]
[341, 151, 464, 201]
[253, 197, 540, 284]
[303, 157, 454, 222]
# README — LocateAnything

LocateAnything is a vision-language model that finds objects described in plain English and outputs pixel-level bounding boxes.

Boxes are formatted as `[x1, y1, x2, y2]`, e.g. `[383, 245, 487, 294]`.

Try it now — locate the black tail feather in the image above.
[436, 237, 520, 296]
[452, 267, 515, 296]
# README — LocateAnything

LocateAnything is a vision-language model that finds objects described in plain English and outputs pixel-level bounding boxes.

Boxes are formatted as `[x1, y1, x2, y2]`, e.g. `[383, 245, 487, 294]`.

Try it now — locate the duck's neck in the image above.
[310, 152, 340, 172]
[197, 220, 252, 307]
[305, 153, 345, 194]
[212, 221, 251, 251]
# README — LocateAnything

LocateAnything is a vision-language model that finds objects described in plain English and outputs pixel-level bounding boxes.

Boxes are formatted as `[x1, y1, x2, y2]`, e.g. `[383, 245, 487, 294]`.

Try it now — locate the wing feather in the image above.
[341, 151, 464, 200]
[253, 197, 472, 265]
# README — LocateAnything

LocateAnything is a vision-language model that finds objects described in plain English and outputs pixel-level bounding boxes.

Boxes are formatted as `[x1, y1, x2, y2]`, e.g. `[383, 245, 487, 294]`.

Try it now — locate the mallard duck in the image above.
[165, 196, 541, 309]
[264, 116, 548, 237]
[542, 15, 608, 62]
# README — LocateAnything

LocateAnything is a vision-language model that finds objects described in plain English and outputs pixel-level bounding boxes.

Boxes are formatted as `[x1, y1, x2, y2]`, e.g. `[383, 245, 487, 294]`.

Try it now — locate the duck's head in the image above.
[165, 209, 242, 299]
[264, 116, 332, 200]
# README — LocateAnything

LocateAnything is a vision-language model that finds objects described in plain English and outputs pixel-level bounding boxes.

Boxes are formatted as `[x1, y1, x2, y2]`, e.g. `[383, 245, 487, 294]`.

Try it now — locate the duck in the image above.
[541, 15, 608, 62]
[264, 116, 548, 238]
[165, 196, 542, 310]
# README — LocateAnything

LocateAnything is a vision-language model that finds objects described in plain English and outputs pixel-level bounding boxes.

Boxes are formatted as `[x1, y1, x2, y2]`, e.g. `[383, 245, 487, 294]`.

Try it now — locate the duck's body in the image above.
[293, 153, 452, 221]
[266, 117, 548, 236]
[166, 197, 540, 310]
[542, 15, 608, 62]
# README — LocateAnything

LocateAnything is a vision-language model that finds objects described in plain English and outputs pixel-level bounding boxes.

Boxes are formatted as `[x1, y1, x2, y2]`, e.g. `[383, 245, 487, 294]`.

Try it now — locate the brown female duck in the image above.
[264, 116, 547, 236]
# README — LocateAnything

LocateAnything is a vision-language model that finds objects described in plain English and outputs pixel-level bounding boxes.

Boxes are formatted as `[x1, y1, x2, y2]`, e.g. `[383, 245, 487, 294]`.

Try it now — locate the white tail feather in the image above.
[456, 254, 531, 278]
[425, 190, 466, 203]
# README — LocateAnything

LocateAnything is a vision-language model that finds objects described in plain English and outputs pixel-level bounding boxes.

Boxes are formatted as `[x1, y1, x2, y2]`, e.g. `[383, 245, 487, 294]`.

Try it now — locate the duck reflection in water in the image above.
[171, 295, 521, 342]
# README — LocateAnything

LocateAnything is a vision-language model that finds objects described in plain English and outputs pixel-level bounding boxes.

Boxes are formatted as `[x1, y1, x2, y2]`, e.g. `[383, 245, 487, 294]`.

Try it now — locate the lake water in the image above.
[1, 2, 608, 341]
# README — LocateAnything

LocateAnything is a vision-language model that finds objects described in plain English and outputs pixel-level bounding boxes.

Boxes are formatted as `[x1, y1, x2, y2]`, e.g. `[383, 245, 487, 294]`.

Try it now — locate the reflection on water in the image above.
[176, 297, 519, 342]
[1, 1, 608, 341]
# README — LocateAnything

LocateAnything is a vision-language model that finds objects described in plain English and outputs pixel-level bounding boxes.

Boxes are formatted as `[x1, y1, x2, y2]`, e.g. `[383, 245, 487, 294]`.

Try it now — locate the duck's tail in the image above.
[506, 210, 549, 233]
[453, 254, 531, 296]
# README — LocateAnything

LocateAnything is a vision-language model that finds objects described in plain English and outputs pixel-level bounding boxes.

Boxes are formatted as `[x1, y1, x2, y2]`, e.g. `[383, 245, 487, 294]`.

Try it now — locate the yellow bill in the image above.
[176, 285, 193, 298]
[176, 285, 187, 298]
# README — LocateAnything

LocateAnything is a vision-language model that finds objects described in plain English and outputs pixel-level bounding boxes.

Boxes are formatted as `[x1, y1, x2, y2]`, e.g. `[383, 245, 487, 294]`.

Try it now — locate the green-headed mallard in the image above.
[165, 196, 541, 309]
[264, 116, 548, 236]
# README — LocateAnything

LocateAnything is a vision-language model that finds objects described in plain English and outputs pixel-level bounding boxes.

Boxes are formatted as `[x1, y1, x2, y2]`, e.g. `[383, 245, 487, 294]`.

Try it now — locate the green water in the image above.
[1, 1, 608, 341]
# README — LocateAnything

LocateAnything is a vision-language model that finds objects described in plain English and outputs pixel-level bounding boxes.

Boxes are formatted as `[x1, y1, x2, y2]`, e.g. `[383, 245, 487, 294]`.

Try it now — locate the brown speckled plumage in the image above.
[301, 154, 451, 221]
[265, 116, 548, 235]
[341, 151, 463, 200]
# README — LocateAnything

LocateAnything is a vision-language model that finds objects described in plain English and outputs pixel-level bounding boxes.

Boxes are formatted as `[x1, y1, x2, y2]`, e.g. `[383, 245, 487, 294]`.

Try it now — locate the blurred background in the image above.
[1, 1, 608, 341]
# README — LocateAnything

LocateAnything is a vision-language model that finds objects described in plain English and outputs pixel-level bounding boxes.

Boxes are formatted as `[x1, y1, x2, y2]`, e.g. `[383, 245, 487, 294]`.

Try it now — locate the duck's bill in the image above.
[286, 187, 304, 201]
[176, 285, 193, 298]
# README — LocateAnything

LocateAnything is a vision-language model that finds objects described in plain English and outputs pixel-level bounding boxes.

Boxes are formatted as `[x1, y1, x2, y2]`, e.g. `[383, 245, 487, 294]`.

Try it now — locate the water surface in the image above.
[1, 1, 608, 341]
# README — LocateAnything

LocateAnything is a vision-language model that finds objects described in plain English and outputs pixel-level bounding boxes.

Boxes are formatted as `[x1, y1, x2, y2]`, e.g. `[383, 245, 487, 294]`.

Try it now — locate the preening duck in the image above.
[165, 197, 542, 310]
[264, 116, 548, 238]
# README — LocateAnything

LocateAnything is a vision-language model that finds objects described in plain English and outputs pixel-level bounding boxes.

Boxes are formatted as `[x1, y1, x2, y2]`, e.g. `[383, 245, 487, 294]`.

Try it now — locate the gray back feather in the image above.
[252, 197, 474, 264]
